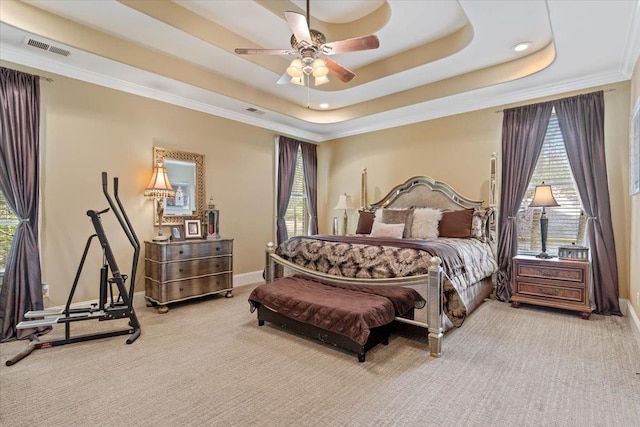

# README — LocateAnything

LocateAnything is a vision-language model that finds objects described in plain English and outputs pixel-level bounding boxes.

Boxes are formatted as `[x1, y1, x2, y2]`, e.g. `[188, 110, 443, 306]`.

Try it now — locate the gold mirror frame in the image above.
[153, 147, 205, 226]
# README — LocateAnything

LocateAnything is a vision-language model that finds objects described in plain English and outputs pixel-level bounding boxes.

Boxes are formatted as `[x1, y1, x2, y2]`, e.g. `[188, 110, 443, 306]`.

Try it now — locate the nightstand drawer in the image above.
[516, 280, 586, 304]
[516, 264, 586, 284]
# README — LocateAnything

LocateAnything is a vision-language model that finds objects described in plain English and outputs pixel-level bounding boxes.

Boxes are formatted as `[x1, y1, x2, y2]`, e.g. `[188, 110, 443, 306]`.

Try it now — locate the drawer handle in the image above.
[179, 250, 184, 254]
[179, 268, 184, 272]
[216, 247, 221, 251]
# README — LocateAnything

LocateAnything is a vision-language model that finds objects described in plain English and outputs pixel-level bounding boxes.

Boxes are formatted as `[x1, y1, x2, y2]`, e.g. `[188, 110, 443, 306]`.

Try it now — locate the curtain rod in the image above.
[494, 88, 616, 113]
[40, 76, 53, 83]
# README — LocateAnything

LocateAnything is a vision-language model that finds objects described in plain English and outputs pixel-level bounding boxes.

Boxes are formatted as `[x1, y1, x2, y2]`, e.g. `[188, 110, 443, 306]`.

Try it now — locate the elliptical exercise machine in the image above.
[6, 172, 141, 366]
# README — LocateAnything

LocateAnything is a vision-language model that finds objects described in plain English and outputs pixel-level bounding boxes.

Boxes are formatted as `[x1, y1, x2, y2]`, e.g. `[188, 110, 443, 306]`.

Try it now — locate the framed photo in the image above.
[170, 225, 184, 241]
[184, 219, 202, 239]
[630, 97, 640, 195]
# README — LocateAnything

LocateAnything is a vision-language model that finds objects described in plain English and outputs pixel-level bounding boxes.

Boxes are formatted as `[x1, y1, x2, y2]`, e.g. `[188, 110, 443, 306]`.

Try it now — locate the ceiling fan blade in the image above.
[284, 11, 312, 46]
[235, 48, 296, 55]
[324, 57, 355, 83]
[276, 72, 292, 85]
[322, 35, 380, 55]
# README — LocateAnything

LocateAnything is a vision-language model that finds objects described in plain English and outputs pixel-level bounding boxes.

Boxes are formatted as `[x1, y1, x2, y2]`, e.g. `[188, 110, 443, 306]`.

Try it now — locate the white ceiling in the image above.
[1, 0, 639, 142]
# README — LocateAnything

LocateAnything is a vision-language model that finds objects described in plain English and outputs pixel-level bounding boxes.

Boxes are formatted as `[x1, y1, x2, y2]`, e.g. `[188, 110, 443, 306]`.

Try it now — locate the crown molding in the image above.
[0, 43, 631, 144]
[621, 0, 640, 76]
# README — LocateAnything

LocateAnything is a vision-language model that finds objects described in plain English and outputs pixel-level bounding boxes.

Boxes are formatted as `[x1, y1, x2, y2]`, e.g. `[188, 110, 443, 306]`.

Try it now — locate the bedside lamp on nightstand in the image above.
[334, 193, 354, 235]
[144, 162, 175, 242]
[529, 182, 560, 259]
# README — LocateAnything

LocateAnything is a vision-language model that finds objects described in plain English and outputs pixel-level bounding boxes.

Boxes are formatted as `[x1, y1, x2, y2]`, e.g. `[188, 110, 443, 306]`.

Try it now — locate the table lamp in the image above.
[529, 182, 560, 258]
[334, 193, 353, 235]
[144, 161, 175, 242]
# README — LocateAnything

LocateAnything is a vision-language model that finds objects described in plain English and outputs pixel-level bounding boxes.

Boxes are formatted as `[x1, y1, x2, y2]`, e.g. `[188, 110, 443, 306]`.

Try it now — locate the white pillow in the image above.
[410, 208, 442, 240]
[369, 222, 405, 239]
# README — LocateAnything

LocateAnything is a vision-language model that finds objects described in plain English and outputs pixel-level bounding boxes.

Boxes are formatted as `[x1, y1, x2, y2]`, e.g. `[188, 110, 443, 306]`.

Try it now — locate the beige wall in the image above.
[3, 61, 277, 305]
[319, 81, 632, 305]
[3, 59, 635, 316]
[630, 58, 640, 319]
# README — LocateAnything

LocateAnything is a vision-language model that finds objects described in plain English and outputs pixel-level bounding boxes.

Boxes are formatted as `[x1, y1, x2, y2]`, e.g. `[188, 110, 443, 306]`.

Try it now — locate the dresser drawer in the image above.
[515, 280, 586, 304]
[146, 240, 232, 262]
[145, 273, 232, 303]
[145, 256, 231, 282]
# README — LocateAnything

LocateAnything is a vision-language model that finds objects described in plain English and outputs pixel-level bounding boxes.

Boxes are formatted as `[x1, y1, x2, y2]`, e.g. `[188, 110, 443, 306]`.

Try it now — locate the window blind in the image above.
[517, 111, 584, 254]
[0, 191, 19, 271]
[285, 147, 308, 237]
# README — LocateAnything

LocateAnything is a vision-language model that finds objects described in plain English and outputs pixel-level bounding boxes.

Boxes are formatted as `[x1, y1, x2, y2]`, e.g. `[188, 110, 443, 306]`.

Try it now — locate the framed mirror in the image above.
[153, 147, 205, 226]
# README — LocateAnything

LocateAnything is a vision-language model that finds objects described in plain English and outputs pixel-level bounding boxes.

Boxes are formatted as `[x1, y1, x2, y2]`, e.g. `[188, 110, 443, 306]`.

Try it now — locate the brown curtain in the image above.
[0, 67, 50, 341]
[300, 141, 318, 235]
[495, 101, 554, 301]
[276, 136, 300, 245]
[554, 91, 621, 315]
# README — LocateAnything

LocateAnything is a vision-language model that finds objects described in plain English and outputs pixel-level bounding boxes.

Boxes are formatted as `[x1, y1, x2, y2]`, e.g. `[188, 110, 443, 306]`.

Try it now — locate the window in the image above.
[0, 191, 19, 272]
[285, 146, 308, 237]
[517, 110, 584, 254]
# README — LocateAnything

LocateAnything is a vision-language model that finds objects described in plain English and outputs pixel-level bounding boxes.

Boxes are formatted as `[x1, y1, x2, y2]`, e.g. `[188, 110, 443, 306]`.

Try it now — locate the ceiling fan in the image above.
[234, 0, 379, 86]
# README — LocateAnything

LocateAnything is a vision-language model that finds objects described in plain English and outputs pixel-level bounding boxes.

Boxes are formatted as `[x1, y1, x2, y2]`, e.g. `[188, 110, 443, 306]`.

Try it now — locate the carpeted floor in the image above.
[1, 284, 639, 427]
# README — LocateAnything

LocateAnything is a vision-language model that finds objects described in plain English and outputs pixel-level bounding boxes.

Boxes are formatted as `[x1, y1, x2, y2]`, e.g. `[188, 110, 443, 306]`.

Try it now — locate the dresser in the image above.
[144, 239, 233, 313]
[511, 255, 590, 319]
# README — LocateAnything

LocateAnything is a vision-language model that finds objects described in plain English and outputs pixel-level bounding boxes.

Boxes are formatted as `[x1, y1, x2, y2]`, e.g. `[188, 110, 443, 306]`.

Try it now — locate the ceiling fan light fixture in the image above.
[287, 58, 303, 77]
[312, 58, 329, 77]
[290, 76, 305, 85]
[314, 75, 329, 86]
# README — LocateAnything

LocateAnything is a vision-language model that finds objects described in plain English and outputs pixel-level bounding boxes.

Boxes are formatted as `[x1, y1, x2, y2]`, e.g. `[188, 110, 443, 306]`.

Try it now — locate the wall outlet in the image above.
[41, 284, 49, 298]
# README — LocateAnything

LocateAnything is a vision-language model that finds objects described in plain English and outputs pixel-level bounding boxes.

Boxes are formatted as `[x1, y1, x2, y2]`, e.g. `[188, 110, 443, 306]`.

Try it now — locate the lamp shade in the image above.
[334, 194, 353, 210]
[144, 162, 175, 199]
[529, 183, 559, 208]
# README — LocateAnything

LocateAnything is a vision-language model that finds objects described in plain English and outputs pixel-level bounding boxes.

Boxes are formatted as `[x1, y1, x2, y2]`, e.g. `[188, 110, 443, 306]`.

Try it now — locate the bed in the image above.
[261, 173, 498, 358]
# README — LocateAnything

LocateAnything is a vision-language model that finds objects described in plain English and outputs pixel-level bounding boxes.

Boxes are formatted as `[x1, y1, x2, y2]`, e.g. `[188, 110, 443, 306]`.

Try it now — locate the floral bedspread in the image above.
[275, 235, 498, 327]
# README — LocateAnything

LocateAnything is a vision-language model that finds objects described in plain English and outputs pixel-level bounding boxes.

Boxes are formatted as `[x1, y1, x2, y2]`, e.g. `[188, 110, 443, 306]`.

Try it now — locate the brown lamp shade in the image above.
[144, 162, 175, 199]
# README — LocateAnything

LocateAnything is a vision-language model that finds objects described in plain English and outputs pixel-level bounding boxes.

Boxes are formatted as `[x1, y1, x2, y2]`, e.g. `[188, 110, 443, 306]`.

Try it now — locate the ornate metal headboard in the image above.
[369, 176, 483, 211]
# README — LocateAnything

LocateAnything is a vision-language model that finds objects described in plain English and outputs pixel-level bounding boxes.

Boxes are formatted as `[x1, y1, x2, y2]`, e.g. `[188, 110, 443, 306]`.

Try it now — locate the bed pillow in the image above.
[369, 222, 405, 239]
[355, 210, 376, 234]
[471, 207, 493, 242]
[381, 208, 414, 238]
[438, 208, 474, 238]
[410, 208, 442, 240]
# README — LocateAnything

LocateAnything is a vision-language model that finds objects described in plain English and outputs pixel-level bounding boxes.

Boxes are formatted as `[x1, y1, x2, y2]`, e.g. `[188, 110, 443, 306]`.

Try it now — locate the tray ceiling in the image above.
[1, 0, 638, 142]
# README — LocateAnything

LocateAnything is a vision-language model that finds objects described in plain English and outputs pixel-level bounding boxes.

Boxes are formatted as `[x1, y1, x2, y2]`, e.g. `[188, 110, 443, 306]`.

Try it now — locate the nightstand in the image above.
[511, 255, 591, 319]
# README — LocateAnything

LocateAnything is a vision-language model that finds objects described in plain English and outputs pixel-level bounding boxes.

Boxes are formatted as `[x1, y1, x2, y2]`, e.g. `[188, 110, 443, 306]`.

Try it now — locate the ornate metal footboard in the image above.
[264, 242, 444, 357]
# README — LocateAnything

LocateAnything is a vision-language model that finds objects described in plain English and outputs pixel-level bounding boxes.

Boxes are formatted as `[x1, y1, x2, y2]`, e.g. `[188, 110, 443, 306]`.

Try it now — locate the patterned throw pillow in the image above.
[410, 208, 442, 240]
[471, 207, 494, 243]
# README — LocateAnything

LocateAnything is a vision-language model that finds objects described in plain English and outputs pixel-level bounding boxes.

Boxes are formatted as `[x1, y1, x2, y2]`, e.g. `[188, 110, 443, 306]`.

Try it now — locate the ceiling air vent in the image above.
[246, 107, 265, 114]
[23, 37, 71, 57]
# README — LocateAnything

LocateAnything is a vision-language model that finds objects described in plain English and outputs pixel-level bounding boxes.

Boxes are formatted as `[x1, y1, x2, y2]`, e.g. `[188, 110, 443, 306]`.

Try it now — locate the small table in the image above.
[510, 255, 591, 319]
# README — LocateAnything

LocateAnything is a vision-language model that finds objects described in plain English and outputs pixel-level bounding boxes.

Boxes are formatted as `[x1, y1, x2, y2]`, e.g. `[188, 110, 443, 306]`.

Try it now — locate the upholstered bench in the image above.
[248, 276, 421, 362]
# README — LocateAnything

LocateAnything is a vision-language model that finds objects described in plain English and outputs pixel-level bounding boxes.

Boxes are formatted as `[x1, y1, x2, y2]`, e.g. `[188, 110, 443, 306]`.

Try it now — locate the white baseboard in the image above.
[620, 298, 640, 351]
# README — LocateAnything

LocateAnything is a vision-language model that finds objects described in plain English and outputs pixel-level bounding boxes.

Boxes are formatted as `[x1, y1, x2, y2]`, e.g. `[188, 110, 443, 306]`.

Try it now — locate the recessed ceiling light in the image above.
[319, 103, 330, 109]
[513, 42, 532, 52]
